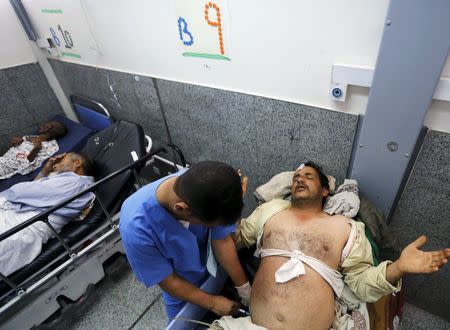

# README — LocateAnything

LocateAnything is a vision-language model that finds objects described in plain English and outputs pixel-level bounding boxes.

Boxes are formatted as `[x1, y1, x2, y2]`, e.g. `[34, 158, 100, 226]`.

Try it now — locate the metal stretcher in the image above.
[0, 115, 95, 192]
[0, 120, 165, 329]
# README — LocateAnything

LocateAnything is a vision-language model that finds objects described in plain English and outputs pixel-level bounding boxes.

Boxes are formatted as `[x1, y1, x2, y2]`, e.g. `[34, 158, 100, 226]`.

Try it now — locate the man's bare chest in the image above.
[263, 218, 345, 267]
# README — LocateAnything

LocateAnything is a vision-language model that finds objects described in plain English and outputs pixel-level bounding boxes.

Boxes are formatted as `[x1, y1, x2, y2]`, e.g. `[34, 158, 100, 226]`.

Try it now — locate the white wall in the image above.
[0, 2, 36, 69]
[19, 0, 450, 132]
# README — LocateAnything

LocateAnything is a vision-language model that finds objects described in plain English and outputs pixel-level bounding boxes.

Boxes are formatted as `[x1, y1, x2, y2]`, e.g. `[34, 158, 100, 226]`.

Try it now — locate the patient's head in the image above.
[52, 152, 94, 177]
[291, 161, 329, 207]
[173, 161, 244, 226]
[39, 121, 68, 140]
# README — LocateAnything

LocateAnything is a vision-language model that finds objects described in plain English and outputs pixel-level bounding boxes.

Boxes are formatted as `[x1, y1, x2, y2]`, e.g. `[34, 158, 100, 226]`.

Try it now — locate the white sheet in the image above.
[0, 197, 69, 276]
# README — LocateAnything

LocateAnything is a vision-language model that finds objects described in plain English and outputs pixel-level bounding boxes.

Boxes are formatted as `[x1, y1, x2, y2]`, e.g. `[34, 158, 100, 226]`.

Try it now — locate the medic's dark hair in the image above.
[174, 161, 244, 225]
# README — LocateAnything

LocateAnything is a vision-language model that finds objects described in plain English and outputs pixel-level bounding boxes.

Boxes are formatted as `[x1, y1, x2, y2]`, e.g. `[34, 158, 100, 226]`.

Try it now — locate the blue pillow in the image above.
[74, 104, 112, 132]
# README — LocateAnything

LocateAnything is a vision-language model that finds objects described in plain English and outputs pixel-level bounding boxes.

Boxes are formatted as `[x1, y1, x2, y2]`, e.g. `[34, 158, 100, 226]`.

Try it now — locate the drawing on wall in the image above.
[175, 0, 231, 61]
[41, 8, 81, 59]
[22, 0, 98, 62]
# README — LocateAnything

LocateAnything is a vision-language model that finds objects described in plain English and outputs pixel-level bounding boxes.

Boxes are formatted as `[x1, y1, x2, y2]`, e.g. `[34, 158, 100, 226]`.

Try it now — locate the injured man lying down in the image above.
[212, 161, 450, 330]
[0, 152, 95, 276]
[0, 120, 68, 180]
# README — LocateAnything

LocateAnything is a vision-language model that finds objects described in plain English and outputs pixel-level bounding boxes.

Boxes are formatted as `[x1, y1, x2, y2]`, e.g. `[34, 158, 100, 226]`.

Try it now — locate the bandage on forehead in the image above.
[295, 161, 330, 189]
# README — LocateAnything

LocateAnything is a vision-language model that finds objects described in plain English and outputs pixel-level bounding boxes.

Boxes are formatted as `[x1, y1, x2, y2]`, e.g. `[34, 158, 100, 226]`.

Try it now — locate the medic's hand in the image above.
[397, 236, 450, 274]
[235, 281, 251, 306]
[211, 295, 241, 316]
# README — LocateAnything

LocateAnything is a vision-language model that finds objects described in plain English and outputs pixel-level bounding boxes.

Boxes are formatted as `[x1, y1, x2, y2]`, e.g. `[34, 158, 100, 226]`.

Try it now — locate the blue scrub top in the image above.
[119, 170, 236, 318]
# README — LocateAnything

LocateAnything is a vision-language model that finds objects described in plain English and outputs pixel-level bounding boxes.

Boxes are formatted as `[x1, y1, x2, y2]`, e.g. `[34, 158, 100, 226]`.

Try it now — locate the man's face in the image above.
[52, 154, 78, 173]
[39, 121, 56, 134]
[291, 166, 327, 203]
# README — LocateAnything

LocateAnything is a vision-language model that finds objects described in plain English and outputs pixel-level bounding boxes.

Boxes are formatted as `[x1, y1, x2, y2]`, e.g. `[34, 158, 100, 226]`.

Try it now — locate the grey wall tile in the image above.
[156, 79, 358, 214]
[0, 63, 63, 154]
[49, 60, 169, 148]
[48, 61, 357, 213]
[251, 96, 357, 185]
[390, 130, 450, 321]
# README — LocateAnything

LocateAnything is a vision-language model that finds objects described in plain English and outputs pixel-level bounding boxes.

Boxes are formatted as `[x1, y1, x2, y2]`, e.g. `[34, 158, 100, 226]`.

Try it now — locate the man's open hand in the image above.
[397, 236, 450, 274]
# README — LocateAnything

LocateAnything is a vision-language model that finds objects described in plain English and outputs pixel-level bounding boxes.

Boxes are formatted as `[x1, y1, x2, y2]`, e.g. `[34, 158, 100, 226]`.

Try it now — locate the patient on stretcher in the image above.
[0, 120, 67, 180]
[214, 161, 450, 330]
[0, 152, 95, 276]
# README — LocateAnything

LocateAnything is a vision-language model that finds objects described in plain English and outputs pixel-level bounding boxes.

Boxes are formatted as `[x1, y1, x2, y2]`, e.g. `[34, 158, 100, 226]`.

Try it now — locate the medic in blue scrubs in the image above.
[119, 161, 251, 319]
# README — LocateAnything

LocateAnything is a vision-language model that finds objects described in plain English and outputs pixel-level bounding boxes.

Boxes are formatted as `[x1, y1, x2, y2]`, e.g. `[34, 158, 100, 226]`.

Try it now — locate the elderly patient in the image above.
[0, 120, 68, 180]
[0, 152, 95, 276]
[217, 161, 450, 330]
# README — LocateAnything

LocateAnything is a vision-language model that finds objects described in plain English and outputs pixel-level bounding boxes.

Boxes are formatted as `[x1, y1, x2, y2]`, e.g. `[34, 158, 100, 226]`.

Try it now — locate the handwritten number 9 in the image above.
[204, 2, 224, 55]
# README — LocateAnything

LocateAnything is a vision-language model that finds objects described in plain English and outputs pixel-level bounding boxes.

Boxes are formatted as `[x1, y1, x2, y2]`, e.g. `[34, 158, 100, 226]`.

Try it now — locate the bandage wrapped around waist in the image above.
[258, 248, 344, 297]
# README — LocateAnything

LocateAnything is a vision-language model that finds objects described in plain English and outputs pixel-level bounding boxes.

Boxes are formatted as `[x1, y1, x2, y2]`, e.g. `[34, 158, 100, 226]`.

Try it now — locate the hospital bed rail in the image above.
[0, 147, 165, 311]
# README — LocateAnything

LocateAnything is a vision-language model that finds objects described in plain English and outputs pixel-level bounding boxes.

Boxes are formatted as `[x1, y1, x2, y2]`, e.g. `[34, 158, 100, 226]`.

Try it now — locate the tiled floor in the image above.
[66, 265, 167, 330]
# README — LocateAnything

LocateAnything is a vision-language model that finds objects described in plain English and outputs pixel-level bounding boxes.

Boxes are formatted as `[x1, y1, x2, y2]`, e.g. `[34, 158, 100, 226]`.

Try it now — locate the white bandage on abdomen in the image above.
[258, 248, 344, 297]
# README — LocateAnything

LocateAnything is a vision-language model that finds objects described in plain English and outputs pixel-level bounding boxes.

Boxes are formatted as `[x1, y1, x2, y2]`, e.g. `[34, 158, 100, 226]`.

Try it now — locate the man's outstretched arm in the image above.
[342, 224, 449, 302]
[386, 235, 450, 284]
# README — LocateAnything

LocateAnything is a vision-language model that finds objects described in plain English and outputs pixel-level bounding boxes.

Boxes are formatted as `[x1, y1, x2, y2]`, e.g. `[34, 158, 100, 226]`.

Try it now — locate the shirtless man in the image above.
[236, 162, 449, 329]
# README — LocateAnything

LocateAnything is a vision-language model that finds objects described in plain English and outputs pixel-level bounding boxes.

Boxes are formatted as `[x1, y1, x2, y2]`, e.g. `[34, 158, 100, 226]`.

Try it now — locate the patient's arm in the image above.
[343, 223, 450, 302]
[10, 136, 23, 147]
[27, 137, 42, 162]
[386, 235, 450, 283]
[341, 221, 402, 302]
[159, 272, 240, 316]
[35, 165, 51, 180]
[35, 160, 53, 180]
[35, 153, 65, 180]
[237, 199, 291, 249]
